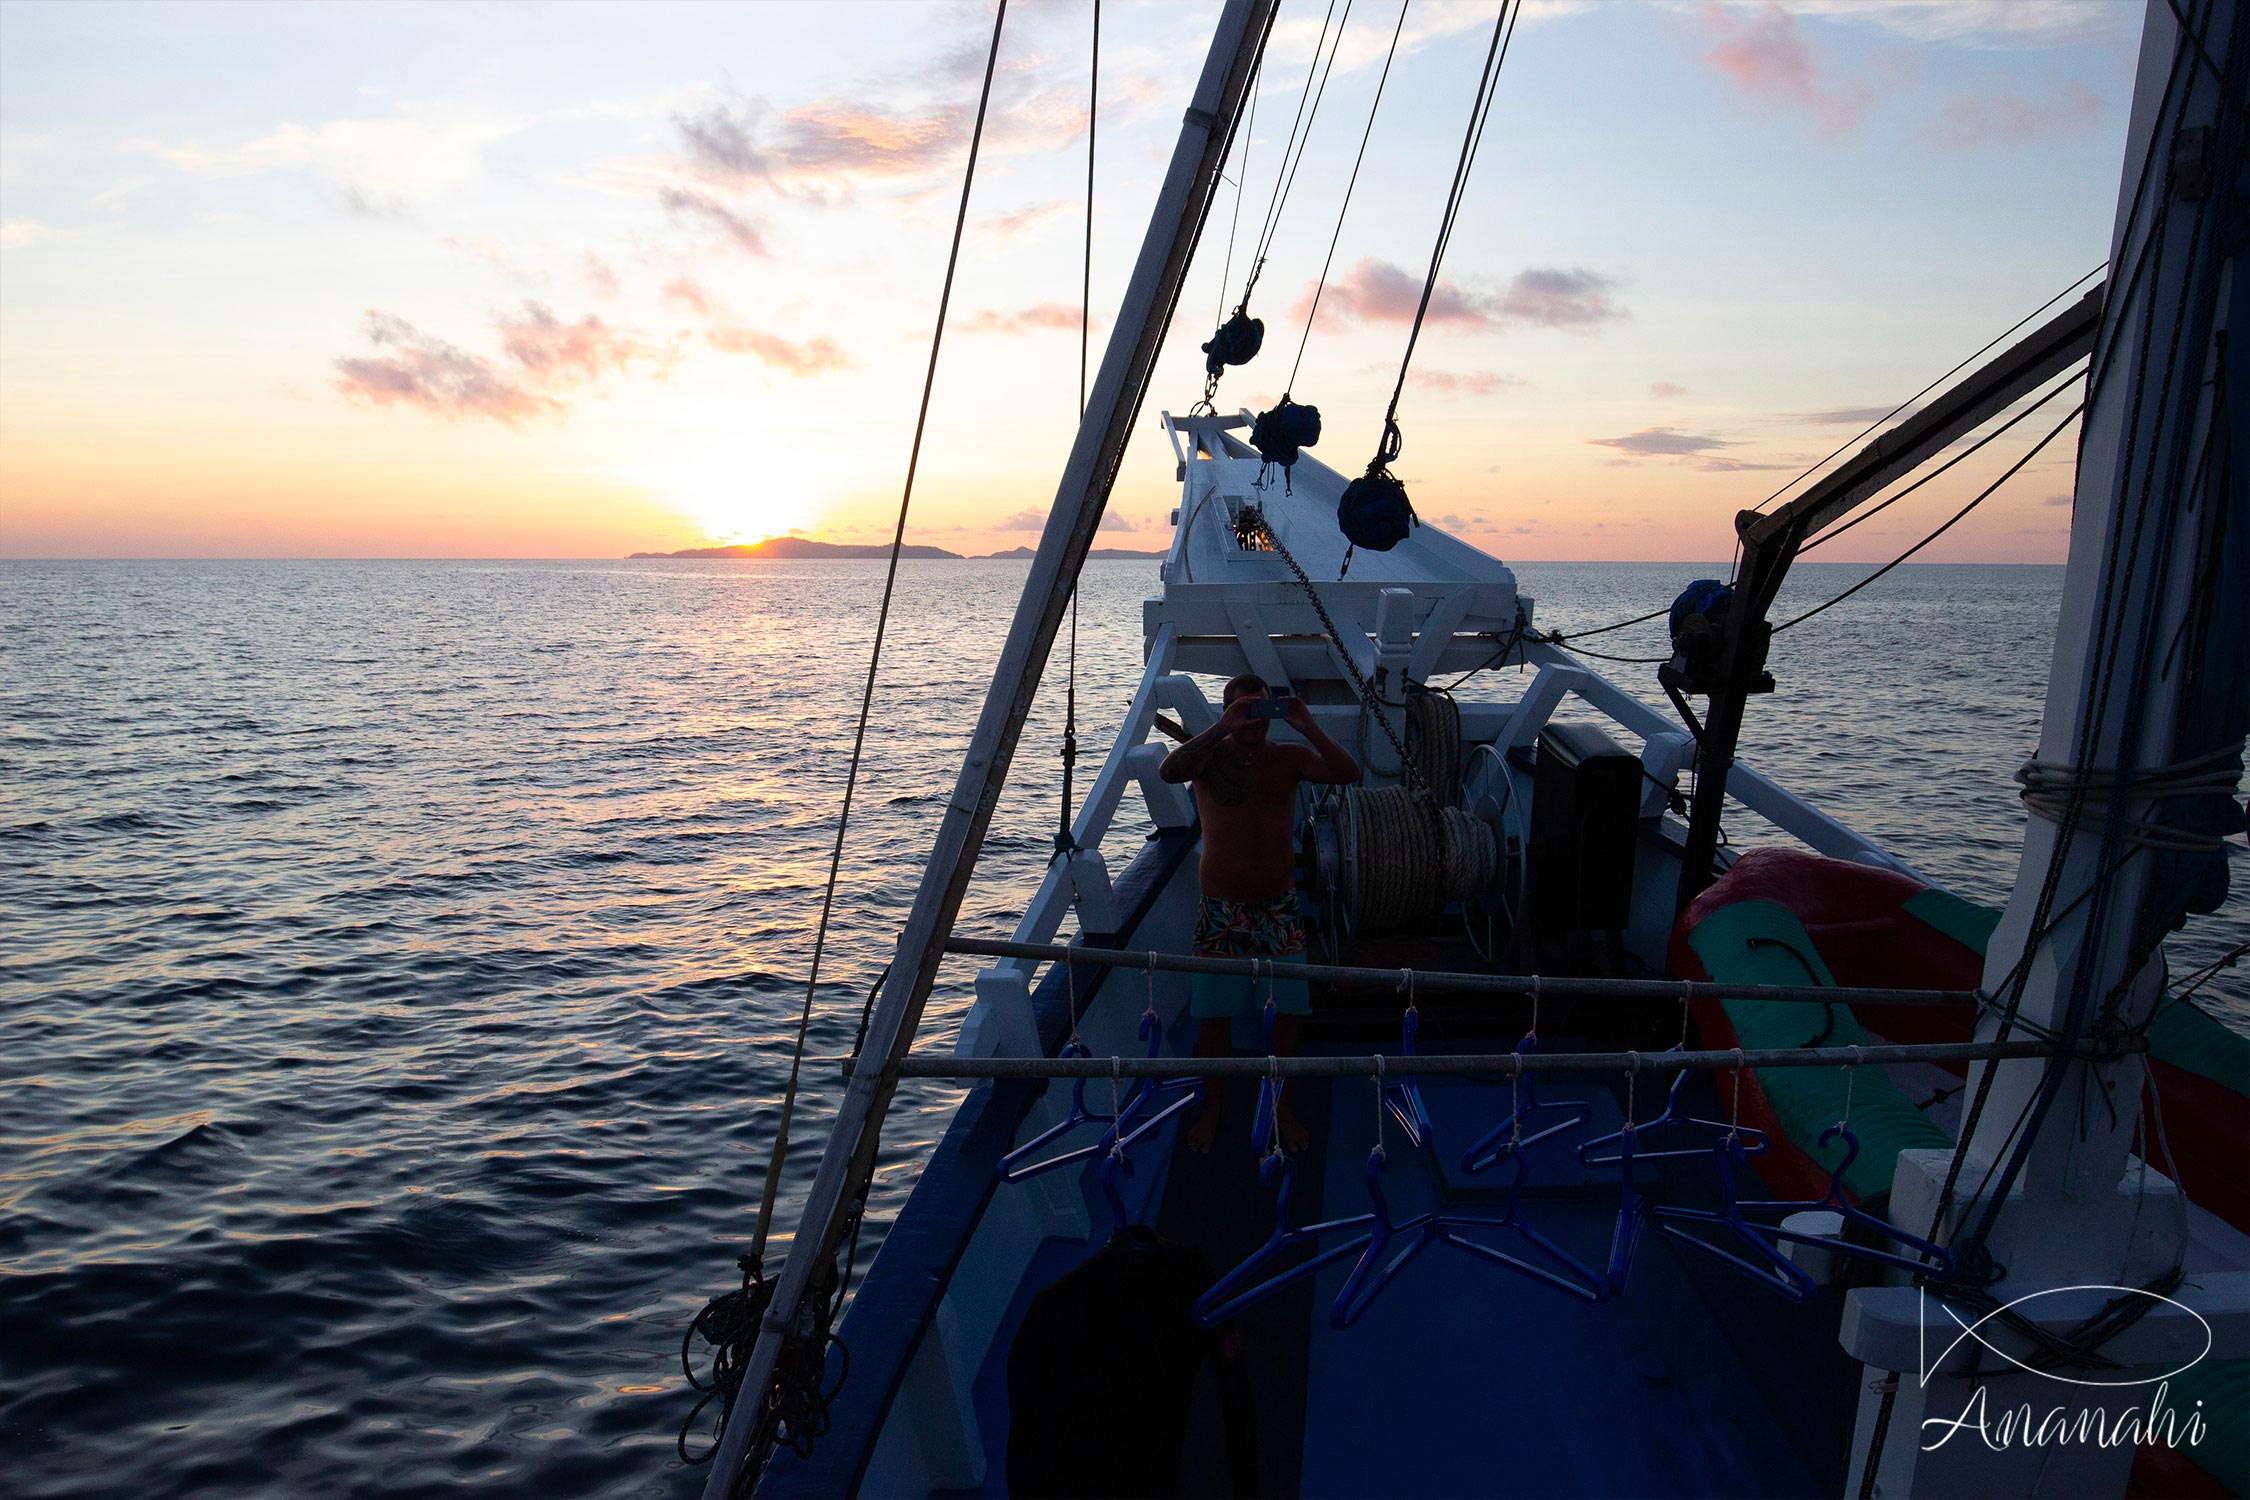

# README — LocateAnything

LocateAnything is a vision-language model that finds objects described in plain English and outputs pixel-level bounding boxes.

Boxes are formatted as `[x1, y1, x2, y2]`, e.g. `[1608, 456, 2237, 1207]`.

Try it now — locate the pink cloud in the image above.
[958, 303, 1087, 336]
[495, 303, 649, 387]
[1921, 81, 2101, 150]
[704, 325, 853, 375]
[334, 311, 560, 426]
[1412, 368, 1531, 397]
[1702, 3, 1875, 143]
[1651, 381, 1688, 399]
[1302, 258, 1624, 333]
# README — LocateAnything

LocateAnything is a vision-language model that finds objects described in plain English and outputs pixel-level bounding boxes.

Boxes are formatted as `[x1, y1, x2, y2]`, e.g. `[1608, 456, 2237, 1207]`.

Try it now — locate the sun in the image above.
[634, 451, 824, 544]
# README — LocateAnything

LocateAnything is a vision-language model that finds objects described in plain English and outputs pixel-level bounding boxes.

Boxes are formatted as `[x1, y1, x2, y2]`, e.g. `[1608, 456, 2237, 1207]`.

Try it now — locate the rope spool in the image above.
[1405, 691, 1462, 806]
[1346, 786, 1497, 931]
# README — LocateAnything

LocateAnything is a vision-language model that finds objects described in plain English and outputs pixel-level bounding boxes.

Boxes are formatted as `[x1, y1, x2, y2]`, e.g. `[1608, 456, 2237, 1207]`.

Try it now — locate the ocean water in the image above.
[0, 557, 2241, 1498]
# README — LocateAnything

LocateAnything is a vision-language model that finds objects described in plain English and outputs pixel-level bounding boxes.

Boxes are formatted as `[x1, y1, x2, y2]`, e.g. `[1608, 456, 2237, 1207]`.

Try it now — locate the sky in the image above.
[0, 0, 2145, 561]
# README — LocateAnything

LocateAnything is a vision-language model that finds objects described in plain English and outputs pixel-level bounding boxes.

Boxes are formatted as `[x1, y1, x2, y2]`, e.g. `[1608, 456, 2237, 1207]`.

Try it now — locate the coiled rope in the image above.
[1350, 787, 1496, 929]
[2016, 745, 2244, 853]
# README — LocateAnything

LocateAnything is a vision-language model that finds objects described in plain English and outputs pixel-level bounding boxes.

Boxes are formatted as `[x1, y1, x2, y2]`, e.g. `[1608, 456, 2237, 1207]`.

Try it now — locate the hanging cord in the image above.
[1364, 0, 1519, 475]
[1772, 396, 2086, 635]
[1372, 1053, 1389, 1160]
[1286, 0, 1408, 394]
[744, 0, 1010, 1270]
[1057, 0, 1099, 861]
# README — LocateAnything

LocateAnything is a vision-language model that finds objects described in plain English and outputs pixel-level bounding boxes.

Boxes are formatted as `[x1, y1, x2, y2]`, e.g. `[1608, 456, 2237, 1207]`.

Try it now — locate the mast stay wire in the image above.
[1800, 361, 2089, 556]
[743, 0, 1012, 1274]
[1058, 0, 1100, 861]
[1286, 0, 1410, 395]
[1211, 37, 1261, 324]
[1368, 0, 1520, 466]
[1771, 396, 2086, 635]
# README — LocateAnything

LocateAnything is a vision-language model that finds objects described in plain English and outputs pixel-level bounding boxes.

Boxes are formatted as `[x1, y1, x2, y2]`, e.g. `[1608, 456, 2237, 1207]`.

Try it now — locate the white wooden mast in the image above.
[700, 5, 1277, 1494]
[1844, 3, 2250, 1493]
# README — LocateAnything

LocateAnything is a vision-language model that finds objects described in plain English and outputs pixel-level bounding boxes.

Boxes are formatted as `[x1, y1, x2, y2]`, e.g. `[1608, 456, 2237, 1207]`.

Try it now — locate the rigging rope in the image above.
[1212, 36, 1260, 326]
[750, 0, 1010, 1259]
[1751, 263, 2105, 519]
[1286, 0, 1408, 395]
[1801, 362, 2088, 555]
[1772, 397, 2085, 635]
[1368, 0, 1518, 459]
[1240, 0, 1347, 311]
[1058, 0, 1099, 860]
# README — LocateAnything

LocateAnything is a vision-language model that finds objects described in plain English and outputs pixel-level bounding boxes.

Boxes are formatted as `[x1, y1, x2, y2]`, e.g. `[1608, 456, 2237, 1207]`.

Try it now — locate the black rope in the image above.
[1211, 36, 1259, 326]
[1287, 0, 1408, 395]
[1772, 397, 2085, 634]
[1059, 0, 1098, 860]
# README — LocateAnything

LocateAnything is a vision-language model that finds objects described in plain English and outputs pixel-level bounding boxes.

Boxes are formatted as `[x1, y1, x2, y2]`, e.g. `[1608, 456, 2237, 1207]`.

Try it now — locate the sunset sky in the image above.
[1, 0, 2140, 561]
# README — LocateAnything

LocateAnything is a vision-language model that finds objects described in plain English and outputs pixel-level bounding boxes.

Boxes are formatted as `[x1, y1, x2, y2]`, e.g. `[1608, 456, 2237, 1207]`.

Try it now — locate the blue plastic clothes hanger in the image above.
[1655, 1049, 1955, 1300]
[1580, 1005, 1769, 1167]
[1382, 971, 1438, 1151]
[1331, 1057, 1616, 1328]
[1192, 1145, 1377, 1326]
[999, 956, 1201, 1183]
[1458, 1007, 1592, 1173]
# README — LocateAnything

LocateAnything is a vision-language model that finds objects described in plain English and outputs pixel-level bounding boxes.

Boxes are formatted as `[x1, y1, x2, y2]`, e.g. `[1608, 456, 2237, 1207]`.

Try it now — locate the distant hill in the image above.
[981, 545, 1167, 560]
[631, 538, 963, 560]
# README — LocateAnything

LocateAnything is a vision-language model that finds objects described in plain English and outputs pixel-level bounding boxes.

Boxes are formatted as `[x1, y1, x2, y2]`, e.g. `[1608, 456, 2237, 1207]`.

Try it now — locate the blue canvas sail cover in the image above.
[1202, 308, 1264, 378]
[1338, 469, 1416, 553]
[1251, 399, 1321, 490]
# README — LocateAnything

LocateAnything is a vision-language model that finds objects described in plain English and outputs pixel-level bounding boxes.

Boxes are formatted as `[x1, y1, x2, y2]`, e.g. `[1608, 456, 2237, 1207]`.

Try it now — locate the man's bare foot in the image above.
[1275, 1101, 1312, 1154]
[1186, 1100, 1224, 1153]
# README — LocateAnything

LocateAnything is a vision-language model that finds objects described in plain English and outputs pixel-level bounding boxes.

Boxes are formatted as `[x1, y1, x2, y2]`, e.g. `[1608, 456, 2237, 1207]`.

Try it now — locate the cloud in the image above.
[584, 254, 621, 299]
[959, 303, 1086, 336]
[663, 276, 852, 376]
[494, 303, 650, 387]
[1651, 381, 1688, 399]
[2043, 491, 2073, 506]
[1100, 510, 1144, 533]
[334, 300, 664, 425]
[0, 220, 54, 248]
[705, 325, 854, 375]
[658, 186, 769, 255]
[1701, 3, 1877, 142]
[1499, 267, 1627, 328]
[334, 311, 559, 426]
[984, 199, 1070, 240]
[1920, 80, 2100, 149]
[1412, 369, 1531, 397]
[1304, 258, 1626, 333]
[131, 100, 528, 204]
[1587, 426, 1795, 472]
[1792, 403, 1910, 424]
[1591, 427, 1740, 457]
[676, 101, 774, 186]
[997, 509, 1046, 531]
[1765, 1, 2118, 47]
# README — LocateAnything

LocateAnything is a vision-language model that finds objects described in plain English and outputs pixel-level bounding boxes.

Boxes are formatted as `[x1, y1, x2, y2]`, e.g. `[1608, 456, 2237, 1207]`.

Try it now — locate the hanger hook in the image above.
[1840, 1044, 1863, 1133]
[1399, 966, 1416, 1014]
[1109, 1055, 1125, 1157]
[1727, 1046, 1746, 1143]
[1625, 1049, 1640, 1127]
[1373, 1053, 1387, 1159]
[1145, 948, 1158, 1017]
[1529, 973, 1542, 1040]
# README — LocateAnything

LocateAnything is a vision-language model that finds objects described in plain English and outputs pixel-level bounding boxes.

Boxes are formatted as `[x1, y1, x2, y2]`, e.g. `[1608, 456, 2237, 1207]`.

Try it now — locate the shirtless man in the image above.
[1160, 674, 1360, 1152]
